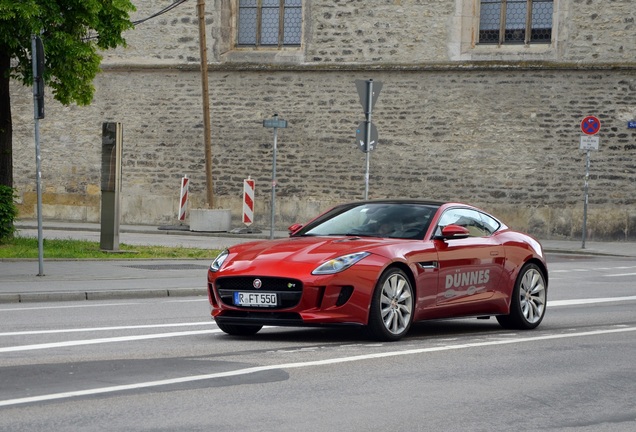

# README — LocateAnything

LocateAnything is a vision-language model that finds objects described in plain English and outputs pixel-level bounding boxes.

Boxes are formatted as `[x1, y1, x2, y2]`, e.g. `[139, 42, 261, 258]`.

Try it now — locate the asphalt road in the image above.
[0, 253, 635, 432]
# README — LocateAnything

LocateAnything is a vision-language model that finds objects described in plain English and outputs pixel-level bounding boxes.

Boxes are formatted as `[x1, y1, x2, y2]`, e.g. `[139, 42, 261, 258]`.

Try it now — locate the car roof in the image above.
[339, 199, 448, 207]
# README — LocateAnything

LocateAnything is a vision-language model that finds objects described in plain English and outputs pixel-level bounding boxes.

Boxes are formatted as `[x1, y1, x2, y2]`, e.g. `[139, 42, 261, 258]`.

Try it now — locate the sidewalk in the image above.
[2, 220, 635, 304]
[0, 221, 288, 304]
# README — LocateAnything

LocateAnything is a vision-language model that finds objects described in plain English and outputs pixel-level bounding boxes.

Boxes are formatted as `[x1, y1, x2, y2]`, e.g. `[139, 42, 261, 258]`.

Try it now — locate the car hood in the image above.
[218, 236, 397, 276]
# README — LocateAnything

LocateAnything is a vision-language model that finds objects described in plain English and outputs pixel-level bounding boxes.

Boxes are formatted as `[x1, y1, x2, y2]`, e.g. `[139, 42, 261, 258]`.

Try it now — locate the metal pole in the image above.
[582, 150, 590, 249]
[197, 0, 214, 208]
[31, 35, 44, 276]
[270, 117, 279, 240]
[364, 80, 373, 200]
[34, 118, 44, 276]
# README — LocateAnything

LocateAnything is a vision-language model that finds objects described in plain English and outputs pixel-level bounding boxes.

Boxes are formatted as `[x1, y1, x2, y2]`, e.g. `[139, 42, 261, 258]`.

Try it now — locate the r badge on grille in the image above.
[253, 279, 262, 289]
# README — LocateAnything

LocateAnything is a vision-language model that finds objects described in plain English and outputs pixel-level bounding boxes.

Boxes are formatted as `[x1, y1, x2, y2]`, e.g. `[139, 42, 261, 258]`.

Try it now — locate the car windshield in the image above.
[294, 203, 438, 240]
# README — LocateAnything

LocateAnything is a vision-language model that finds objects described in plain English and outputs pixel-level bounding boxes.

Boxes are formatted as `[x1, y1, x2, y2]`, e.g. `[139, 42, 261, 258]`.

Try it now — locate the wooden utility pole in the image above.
[196, 0, 214, 208]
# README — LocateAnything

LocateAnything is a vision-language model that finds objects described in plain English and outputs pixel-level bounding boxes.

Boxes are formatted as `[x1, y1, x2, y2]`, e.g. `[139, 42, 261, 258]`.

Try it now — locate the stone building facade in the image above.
[10, 0, 636, 239]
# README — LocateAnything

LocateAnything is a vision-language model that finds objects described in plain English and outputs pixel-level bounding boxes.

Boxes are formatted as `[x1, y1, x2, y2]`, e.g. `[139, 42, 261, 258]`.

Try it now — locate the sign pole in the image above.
[582, 150, 590, 249]
[31, 35, 45, 276]
[364, 80, 373, 200]
[263, 114, 288, 239]
[355, 79, 382, 200]
[579, 115, 600, 249]
[271, 123, 278, 240]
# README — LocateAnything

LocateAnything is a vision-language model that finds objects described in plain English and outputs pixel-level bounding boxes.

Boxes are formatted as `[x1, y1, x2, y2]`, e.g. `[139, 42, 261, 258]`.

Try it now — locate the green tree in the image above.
[0, 0, 135, 188]
[0, 184, 17, 242]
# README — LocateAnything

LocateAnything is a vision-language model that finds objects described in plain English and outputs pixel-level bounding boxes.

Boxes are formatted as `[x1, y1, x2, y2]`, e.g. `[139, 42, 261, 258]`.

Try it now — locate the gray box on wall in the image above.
[100, 122, 123, 251]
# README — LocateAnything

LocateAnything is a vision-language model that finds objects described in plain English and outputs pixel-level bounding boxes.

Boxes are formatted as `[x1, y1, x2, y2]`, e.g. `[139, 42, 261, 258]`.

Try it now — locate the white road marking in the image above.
[548, 296, 636, 307]
[1, 326, 634, 408]
[605, 273, 636, 277]
[551, 265, 636, 274]
[0, 322, 216, 337]
[2, 296, 634, 351]
[0, 329, 222, 353]
[0, 302, 143, 312]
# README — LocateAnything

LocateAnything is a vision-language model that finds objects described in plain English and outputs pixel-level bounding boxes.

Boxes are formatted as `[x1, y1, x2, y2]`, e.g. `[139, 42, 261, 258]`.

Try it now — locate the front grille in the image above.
[215, 276, 302, 292]
[214, 276, 303, 309]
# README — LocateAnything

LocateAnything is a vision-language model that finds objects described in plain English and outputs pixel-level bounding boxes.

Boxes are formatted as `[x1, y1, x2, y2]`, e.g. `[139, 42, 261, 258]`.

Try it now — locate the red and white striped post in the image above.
[243, 177, 255, 226]
[178, 175, 189, 222]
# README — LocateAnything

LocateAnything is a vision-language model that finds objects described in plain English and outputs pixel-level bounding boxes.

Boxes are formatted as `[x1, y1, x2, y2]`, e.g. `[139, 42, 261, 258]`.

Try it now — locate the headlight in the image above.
[312, 252, 370, 275]
[210, 249, 229, 272]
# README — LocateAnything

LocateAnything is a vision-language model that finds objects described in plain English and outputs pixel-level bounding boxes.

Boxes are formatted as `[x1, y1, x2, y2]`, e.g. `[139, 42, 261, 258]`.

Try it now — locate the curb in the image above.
[0, 288, 207, 304]
[543, 248, 630, 258]
[14, 222, 281, 240]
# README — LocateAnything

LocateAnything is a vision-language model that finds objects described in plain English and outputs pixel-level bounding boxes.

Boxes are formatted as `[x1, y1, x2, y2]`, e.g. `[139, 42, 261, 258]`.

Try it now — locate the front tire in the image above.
[216, 322, 263, 336]
[367, 268, 414, 341]
[497, 263, 547, 330]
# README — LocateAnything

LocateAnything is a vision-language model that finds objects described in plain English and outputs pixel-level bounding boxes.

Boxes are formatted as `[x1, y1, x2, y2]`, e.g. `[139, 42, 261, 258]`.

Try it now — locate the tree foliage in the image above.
[0, 0, 136, 186]
[0, 184, 17, 242]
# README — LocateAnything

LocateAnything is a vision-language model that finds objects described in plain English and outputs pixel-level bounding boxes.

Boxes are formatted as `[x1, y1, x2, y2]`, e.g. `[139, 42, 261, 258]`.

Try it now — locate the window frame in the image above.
[478, 0, 554, 46]
[435, 208, 500, 238]
[237, 0, 302, 49]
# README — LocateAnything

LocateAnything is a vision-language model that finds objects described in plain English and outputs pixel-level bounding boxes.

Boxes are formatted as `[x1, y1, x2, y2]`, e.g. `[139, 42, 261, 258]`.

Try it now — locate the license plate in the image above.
[233, 292, 277, 307]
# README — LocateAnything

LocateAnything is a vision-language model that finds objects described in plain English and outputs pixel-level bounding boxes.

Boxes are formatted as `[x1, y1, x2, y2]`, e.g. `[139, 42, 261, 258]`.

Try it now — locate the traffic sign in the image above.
[580, 135, 599, 151]
[355, 79, 383, 113]
[581, 116, 601, 135]
[356, 121, 378, 152]
[263, 118, 288, 129]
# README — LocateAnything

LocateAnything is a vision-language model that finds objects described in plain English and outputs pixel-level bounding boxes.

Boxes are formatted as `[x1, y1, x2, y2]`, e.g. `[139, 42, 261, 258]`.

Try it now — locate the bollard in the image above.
[179, 175, 189, 222]
[243, 177, 255, 226]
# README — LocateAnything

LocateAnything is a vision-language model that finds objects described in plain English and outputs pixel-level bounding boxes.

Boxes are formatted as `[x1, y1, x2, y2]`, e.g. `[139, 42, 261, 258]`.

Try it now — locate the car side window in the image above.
[478, 212, 500, 234]
[436, 208, 493, 238]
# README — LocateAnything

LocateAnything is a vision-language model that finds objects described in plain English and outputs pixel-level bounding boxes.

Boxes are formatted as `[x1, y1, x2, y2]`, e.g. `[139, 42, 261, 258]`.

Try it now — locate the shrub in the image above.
[0, 185, 18, 242]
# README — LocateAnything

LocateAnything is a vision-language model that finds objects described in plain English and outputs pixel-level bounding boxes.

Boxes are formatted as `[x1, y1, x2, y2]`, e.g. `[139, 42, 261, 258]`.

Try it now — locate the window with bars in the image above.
[237, 0, 302, 47]
[479, 0, 553, 45]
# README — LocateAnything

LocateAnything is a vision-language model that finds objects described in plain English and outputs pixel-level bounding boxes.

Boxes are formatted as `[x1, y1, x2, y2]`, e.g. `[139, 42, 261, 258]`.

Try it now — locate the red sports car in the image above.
[207, 200, 548, 341]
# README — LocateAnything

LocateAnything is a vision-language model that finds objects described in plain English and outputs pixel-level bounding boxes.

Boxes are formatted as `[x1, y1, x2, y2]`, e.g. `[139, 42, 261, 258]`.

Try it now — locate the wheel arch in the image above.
[367, 262, 417, 318]
[496, 257, 548, 330]
[366, 262, 417, 341]
[386, 261, 418, 293]
[523, 257, 548, 288]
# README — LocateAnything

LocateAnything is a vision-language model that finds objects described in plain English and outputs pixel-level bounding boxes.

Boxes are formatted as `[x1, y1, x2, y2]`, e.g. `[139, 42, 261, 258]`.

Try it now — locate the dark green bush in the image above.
[0, 185, 18, 242]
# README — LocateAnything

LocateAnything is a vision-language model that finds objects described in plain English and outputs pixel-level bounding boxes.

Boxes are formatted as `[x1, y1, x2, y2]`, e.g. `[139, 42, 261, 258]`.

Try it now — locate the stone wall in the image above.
[10, 0, 636, 240]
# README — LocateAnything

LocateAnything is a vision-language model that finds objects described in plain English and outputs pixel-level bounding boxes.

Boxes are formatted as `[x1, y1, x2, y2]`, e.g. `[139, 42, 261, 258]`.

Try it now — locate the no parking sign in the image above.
[580, 116, 601, 135]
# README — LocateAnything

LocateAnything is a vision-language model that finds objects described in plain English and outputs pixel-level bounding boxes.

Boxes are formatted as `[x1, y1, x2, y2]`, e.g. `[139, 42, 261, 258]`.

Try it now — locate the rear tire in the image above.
[367, 268, 414, 341]
[497, 263, 547, 330]
[216, 322, 263, 336]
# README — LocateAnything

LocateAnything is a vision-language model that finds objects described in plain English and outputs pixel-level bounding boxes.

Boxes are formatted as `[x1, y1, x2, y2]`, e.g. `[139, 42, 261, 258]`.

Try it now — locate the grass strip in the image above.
[0, 237, 219, 260]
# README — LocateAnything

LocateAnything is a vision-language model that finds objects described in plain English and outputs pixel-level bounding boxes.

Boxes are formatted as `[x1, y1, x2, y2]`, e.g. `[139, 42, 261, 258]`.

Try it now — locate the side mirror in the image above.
[288, 223, 303, 236]
[435, 224, 470, 240]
